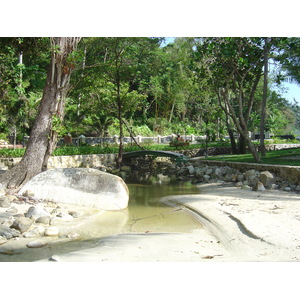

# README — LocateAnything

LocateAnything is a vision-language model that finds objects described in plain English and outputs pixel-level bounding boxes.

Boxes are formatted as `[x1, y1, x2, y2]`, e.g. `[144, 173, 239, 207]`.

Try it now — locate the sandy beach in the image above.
[32, 183, 300, 262]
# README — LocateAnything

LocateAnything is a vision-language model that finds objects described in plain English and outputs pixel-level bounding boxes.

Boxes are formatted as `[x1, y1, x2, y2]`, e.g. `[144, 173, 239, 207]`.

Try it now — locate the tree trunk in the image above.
[260, 37, 270, 157]
[224, 110, 238, 154]
[116, 68, 123, 168]
[227, 127, 238, 154]
[220, 86, 261, 162]
[169, 100, 175, 123]
[238, 135, 247, 154]
[0, 37, 81, 190]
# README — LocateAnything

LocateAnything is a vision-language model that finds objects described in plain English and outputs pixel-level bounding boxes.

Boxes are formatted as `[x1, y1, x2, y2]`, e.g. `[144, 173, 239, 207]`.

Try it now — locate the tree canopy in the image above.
[0, 37, 300, 164]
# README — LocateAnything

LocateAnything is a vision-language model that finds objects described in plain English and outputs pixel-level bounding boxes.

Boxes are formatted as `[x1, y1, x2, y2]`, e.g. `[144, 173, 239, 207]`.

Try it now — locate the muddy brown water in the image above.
[0, 182, 202, 262]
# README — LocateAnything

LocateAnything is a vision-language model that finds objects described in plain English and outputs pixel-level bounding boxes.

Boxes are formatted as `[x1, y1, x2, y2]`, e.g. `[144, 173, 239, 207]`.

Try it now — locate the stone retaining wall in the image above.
[195, 159, 300, 184]
[1, 143, 299, 184]
[48, 153, 117, 169]
[0, 154, 118, 170]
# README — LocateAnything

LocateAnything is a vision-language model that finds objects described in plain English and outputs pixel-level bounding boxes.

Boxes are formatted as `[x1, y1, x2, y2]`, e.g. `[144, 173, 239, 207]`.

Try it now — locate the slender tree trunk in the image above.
[116, 66, 124, 168]
[226, 123, 238, 154]
[260, 37, 270, 157]
[0, 37, 81, 190]
[223, 100, 238, 154]
[169, 100, 175, 123]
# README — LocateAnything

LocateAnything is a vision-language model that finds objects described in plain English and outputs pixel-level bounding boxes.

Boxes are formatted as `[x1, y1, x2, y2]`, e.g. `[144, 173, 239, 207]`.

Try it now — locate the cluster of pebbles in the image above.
[174, 163, 300, 192]
[0, 188, 83, 251]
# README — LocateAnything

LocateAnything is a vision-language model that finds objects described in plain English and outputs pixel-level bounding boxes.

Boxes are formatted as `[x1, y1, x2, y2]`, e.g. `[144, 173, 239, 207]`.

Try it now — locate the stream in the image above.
[124, 181, 202, 234]
[0, 181, 203, 262]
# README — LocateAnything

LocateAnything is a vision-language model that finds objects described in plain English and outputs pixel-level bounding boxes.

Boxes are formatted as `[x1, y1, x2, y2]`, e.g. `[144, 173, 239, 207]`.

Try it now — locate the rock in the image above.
[203, 175, 210, 182]
[24, 225, 46, 237]
[11, 216, 33, 233]
[247, 175, 259, 186]
[241, 184, 251, 190]
[252, 181, 266, 191]
[1, 217, 14, 227]
[19, 168, 129, 210]
[56, 211, 74, 220]
[0, 189, 6, 196]
[25, 206, 51, 219]
[214, 168, 222, 177]
[49, 255, 61, 262]
[177, 168, 188, 176]
[27, 240, 48, 248]
[237, 174, 244, 182]
[284, 187, 292, 191]
[45, 226, 59, 236]
[194, 168, 204, 179]
[0, 196, 11, 208]
[6, 206, 18, 214]
[23, 226, 43, 238]
[68, 211, 82, 218]
[269, 184, 278, 190]
[6, 195, 18, 202]
[0, 236, 7, 245]
[259, 171, 275, 188]
[35, 216, 50, 225]
[187, 165, 195, 174]
[14, 213, 25, 218]
[224, 174, 233, 182]
[206, 168, 213, 175]
[0, 224, 20, 239]
[245, 169, 256, 179]
[22, 190, 35, 197]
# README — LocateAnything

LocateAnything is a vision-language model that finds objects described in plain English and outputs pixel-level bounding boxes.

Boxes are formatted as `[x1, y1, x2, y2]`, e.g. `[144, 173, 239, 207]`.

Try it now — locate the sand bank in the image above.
[36, 183, 300, 262]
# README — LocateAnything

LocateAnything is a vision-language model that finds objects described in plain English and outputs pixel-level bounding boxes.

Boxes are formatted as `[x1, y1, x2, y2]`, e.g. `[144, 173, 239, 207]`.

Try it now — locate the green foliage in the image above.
[51, 114, 66, 136]
[0, 133, 8, 141]
[0, 36, 300, 156]
[0, 148, 25, 158]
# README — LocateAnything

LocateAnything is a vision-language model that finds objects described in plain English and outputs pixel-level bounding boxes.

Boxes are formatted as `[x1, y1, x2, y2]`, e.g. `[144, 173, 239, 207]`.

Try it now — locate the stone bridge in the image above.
[122, 150, 189, 164]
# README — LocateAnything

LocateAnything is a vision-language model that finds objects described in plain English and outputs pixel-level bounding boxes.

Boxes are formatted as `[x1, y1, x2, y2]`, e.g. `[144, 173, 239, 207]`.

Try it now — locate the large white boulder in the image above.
[19, 168, 129, 210]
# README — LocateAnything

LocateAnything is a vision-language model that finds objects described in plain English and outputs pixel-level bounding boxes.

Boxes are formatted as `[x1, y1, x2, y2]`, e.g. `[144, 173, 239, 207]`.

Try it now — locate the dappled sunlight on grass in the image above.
[202, 148, 300, 166]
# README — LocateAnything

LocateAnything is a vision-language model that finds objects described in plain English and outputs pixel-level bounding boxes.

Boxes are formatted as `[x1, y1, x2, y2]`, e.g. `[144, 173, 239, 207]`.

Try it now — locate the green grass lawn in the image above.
[201, 148, 300, 166]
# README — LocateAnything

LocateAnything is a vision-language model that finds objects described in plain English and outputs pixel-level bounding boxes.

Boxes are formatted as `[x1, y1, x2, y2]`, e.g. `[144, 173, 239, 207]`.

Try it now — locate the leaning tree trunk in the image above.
[0, 37, 81, 190]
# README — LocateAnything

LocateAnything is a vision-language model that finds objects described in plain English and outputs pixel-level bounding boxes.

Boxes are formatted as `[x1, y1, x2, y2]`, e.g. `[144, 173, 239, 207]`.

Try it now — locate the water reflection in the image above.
[128, 181, 201, 207]
[0, 181, 202, 261]
[124, 182, 202, 233]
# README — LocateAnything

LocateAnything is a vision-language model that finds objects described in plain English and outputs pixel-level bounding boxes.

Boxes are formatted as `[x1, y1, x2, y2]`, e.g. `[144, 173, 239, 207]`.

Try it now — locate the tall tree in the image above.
[198, 37, 265, 162]
[0, 37, 50, 140]
[260, 37, 271, 157]
[0, 37, 81, 190]
[76, 37, 159, 167]
[278, 37, 300, 84]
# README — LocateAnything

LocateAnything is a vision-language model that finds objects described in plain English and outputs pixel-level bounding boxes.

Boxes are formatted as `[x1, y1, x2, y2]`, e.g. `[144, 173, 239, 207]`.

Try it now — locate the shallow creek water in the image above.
[0, 182, 202, 262]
